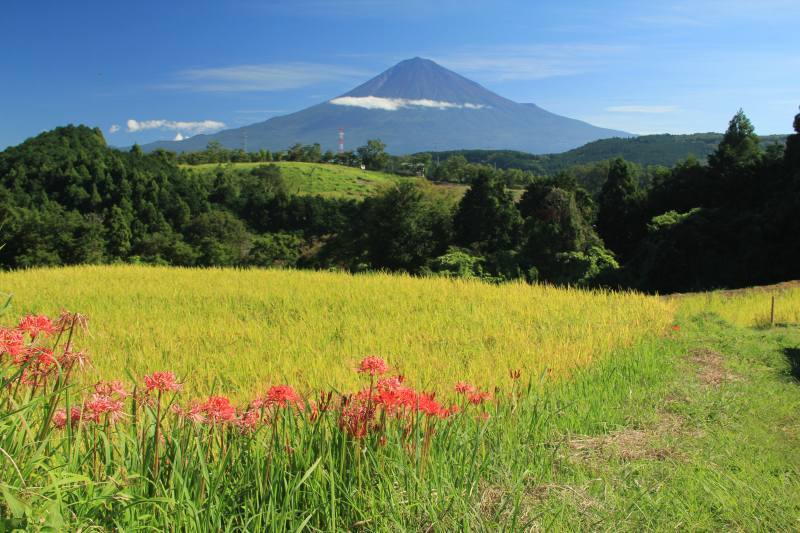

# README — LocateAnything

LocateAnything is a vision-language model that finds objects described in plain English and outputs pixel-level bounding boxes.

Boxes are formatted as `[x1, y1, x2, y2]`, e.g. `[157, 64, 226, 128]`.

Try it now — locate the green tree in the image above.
[709, 109, 761, 171]
[187, 210, 252, 266]
[362, 181, 452, 272]
[453, 168, 522, 254]
[596, 157, 642, 260]
[106, 206, 133, 258]
[519, 186, 603, 282]
[357, 139, 389, 171]
[247, 233, 302, 267]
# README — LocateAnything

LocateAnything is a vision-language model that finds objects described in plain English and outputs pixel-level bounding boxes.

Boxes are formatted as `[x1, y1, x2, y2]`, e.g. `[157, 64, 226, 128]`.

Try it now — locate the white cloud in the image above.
[166, 63, 370, 92]
[125, 119, 226, 134]
[329, 96, 485, 111]
[109, 124, 120, 134]
[174, 133, 185, 141]
[606, 105, 680, 114]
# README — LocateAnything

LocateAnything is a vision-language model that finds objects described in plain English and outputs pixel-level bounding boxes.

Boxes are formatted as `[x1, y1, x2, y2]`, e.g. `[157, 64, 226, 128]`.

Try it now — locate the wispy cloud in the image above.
[606, 105, 680, 114]
[329, 96, 484, 111]
[108, 124, 120, 134]
[125, 119, 226, 134]
[164, 63, 370, 92]
[434, 44, 628, 81]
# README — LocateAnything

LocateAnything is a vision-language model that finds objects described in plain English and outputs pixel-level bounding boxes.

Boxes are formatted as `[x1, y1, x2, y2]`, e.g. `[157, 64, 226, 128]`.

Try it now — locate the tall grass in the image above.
[675, 284, 800, 327]
[0, 266, 675, 401]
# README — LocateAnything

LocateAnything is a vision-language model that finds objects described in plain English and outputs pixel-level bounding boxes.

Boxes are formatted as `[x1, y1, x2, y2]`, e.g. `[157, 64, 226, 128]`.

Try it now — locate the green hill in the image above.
[425, 133, 788, 175]
[183, 161, 402, 200]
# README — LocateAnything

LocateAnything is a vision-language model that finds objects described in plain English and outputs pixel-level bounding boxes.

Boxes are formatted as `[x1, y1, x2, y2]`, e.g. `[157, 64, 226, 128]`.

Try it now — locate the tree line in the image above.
[1, 108, 798, 292]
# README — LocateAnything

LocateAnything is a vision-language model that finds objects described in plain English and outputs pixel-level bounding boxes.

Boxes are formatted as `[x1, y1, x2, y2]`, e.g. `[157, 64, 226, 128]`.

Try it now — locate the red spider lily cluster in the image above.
[357, 355, 389, 376]
[0, 312, 90, 388]
[144, 371, 182, 393]
[2, 313, 507, 450]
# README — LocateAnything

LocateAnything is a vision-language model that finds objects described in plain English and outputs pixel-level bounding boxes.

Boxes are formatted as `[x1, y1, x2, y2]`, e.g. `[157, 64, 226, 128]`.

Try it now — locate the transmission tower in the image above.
[338, 128, 345, 154]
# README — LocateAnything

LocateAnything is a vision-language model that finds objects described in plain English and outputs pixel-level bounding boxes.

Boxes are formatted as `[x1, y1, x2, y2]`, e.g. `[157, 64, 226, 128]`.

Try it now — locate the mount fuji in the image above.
[142, 57, 632, 154]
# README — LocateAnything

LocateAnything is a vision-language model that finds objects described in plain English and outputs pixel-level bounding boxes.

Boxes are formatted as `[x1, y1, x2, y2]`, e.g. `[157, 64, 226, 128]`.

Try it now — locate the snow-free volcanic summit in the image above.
[143, 57, 631, 154]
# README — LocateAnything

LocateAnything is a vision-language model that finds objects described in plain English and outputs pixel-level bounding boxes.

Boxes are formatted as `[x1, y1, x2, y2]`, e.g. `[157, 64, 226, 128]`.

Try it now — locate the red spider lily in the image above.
[58, 349, 91, 371]
[672, 324, 680, 331]
[237, 408, 261, 432]
[416, 392, 448, 418]
[83, 393, 125, 423]
[308, 391, 335, 421]
[249, 397, 266, 410]
[52, 406, 82, 429]
[357, 356, 389, 376]
[199, 395, 237, 424]
[173, 403, 208, 424]
[52, 409, 67, 429]
[17, 315, 56, 339]
[32, 346, 57, 369]
[14, 346, 57, 377]
[0, 328, 25, 358]
[454, 381, 477, 394]
[376, 375, 405, 391]
[143, 371, 181, 393]
[374, 385, 417, 413]
[338, 399, 374, 438]
[95, 380, 129, 398]
[265, 385, 302, 408]
[53, 310, 90, 333]
[467, 390, 492, 405]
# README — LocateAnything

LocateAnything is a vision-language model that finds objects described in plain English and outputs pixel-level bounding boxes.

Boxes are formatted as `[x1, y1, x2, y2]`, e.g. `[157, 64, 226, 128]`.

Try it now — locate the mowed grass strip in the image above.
[0, 265, 675, 400]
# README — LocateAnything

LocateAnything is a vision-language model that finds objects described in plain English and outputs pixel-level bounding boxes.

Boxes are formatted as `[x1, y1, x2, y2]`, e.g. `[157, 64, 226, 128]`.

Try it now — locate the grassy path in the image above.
[520, 314, 800, 530]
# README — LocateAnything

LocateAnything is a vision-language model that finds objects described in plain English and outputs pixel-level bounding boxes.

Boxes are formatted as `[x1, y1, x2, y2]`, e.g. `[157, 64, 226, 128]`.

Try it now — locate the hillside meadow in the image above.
[0, 265, 674, 400]
[182, 161, 471, 200]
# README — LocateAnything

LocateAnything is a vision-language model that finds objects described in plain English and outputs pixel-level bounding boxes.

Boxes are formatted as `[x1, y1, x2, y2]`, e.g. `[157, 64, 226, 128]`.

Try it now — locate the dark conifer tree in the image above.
[596, 157, 641, 260]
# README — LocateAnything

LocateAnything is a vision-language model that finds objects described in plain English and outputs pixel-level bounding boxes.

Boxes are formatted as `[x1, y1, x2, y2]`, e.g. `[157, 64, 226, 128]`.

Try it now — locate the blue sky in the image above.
[2, 0, 798, 149]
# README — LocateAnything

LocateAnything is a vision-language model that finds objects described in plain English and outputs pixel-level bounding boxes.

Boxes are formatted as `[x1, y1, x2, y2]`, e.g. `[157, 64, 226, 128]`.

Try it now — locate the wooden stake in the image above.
[770, 295, 775, 326]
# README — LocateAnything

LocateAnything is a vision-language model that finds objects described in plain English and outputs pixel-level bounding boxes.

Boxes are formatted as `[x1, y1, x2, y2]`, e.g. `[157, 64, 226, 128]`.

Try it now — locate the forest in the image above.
[1, 109, 798, 293]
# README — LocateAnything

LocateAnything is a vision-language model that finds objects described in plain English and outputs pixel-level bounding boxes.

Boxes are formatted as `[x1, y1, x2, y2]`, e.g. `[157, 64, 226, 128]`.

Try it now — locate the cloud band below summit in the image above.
[329, 96, 485, 111]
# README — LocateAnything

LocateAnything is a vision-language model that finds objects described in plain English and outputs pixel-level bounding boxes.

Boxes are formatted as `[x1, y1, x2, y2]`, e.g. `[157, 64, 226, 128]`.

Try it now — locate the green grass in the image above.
[523, 313, 800, 530]
[183, 161, 472, 200]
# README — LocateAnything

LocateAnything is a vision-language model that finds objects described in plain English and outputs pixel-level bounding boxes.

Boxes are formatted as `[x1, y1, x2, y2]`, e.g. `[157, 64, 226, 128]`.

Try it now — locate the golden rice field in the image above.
[0, 265, 675, 400]
[675, 282, 800, 327]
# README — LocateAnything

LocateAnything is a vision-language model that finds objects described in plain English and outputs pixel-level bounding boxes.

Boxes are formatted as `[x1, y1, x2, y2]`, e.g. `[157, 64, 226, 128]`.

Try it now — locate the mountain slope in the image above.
[143, 58, 631, 155]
